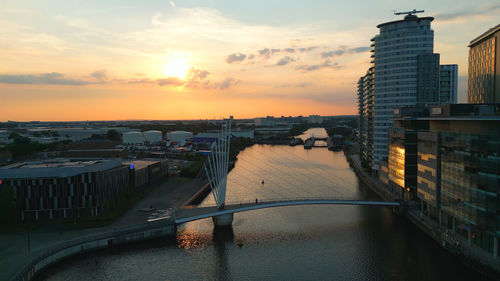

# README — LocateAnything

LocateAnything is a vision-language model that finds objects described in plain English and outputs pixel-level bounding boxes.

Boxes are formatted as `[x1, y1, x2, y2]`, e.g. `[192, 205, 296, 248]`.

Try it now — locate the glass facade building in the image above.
[468, 24, 500, 104]
[440, 131, 500, 254]
[417, 131, 440, 209]
[392, 104, 500, 256]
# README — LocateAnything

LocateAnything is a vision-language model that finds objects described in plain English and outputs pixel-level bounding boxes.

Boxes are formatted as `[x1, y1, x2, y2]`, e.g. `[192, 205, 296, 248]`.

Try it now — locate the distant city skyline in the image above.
[1, 0, 499, 121]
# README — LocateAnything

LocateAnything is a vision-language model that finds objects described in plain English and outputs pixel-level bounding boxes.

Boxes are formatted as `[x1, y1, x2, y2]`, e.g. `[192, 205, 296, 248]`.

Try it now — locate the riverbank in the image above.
[343, 147, 500, 278]
[5, 144, 245, 281]
[2, 175, 210, 281]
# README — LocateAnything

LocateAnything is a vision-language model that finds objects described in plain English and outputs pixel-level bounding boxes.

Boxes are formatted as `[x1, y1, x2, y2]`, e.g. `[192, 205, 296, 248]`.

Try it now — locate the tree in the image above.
[8, 132, 20, 139]
[106, 129, 121, 141]
[89, 134, 105, 140]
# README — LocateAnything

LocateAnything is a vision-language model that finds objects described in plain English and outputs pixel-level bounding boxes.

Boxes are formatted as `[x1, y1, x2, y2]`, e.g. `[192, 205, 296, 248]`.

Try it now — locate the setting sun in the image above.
[162, 57, 190, 79]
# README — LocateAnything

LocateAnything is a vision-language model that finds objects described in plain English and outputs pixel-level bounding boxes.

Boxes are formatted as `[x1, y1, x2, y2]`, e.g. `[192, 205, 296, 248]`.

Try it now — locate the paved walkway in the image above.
[407, 209, 500, 273]
[0, 176, 207, 281]
[345, 148, 500, 275]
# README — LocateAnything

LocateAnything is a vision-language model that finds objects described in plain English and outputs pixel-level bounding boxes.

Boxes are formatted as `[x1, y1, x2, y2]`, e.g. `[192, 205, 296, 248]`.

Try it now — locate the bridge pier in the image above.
[212, 213, 233, 227]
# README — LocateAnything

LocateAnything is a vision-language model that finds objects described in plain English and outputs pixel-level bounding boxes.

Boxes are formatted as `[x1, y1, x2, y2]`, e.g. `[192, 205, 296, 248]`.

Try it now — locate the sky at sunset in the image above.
[1, 0, 499, 121]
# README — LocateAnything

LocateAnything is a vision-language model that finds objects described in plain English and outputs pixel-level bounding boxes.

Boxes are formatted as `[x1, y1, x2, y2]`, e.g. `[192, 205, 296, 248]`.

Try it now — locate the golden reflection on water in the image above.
[201, 128, 357, 207]
[176, 230, 210, 250]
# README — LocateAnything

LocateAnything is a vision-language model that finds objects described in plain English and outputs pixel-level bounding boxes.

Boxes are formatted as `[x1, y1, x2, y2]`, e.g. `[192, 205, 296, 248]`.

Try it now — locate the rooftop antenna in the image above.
[393, 9, 424, 16]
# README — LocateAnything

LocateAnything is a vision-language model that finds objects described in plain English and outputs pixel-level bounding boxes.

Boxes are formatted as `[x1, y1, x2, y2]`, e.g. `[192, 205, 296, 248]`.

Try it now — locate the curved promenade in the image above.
[10, 220, 176, 281]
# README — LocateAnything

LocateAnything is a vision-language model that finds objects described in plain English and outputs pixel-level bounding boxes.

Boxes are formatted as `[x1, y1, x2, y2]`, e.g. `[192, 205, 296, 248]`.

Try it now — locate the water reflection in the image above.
[212, 227, 234, 281]
[40, 128, 488, 281]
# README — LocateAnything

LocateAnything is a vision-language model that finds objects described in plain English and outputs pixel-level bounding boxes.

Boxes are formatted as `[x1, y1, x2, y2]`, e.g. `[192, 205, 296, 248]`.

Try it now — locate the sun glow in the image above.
[162, 57, 190, 79]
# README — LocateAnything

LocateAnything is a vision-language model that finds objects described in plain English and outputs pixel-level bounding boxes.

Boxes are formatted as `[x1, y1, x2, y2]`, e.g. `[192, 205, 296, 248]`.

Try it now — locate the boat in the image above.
[289, 137, 304, 146]
[327, 135, 345, 151]
[304, 137, 314, 149]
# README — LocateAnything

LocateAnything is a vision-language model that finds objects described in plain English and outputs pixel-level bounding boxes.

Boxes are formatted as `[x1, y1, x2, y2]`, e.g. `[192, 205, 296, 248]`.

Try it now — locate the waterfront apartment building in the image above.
[357, 67, 375, 169]
[357, 77, 365, 146]
[468, 24, 500, 103]
[371, 13, 434, 170]
[391, 104, 500, 256]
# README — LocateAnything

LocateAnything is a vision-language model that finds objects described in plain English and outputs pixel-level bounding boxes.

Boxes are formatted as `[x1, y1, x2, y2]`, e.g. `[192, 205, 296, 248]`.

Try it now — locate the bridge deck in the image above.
[174, 199, 400, 224]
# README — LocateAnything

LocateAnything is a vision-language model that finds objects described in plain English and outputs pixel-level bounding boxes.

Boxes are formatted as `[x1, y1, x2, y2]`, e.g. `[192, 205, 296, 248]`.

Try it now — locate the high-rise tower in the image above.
[371, 11, 434, 170]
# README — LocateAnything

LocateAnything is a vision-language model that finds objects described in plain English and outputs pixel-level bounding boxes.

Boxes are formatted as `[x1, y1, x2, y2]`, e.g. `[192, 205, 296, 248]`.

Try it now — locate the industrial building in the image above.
[0, 158, 168, 221]
[124, 159, 169, 188]
[143, 130, 163, 144]
[254, 117, 277, 127]
[123, 131, 144, 145]
[193, 131, 254, 144]
[166, 131, 193, 146]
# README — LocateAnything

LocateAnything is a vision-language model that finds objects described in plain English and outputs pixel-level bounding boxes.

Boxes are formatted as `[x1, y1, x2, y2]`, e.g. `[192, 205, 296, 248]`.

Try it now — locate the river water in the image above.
[40, 128, 488, 281]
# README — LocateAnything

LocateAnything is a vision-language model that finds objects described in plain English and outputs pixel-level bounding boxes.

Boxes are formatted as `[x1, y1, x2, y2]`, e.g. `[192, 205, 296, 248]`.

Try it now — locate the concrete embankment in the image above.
[344, 150, 396, 202]
[11, 222, 176, 281]
[183, 182, 211, 205]
[344, 149, 500, 278]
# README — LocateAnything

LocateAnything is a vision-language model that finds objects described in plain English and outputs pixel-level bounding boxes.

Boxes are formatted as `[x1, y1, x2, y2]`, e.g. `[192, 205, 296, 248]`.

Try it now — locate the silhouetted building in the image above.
[417, 53, 440, 105]
[439, 64, 458, 104]
[468, 24, 500, 103]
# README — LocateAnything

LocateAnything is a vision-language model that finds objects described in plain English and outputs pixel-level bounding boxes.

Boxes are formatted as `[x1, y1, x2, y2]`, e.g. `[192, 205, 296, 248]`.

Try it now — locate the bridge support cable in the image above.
[228, 170, 287, 199]
[248, 146, 346, 191]
[203, 116, 233, 209]
[228, 163, 304, 198]
[270, 146, 358, 191]
[230, 152, 329, 198]
[234, 151, 338, 198]
[225, 178, 286, 204]
[228, 166, 304, 200]
[270, 146, 357, 188]
[272, 145, 355, 181]
[246, 148, 350, 197]
[203, 163, 219, 207]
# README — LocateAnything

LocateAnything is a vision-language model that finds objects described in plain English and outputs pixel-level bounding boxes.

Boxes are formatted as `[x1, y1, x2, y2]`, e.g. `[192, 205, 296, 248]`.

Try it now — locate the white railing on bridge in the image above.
[174, 198, 401, 224]
[187, 196, 400, 209]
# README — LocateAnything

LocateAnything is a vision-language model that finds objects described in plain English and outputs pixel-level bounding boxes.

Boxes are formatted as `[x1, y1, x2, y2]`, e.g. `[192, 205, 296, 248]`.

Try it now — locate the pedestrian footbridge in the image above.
[159, 117, 401, 228]
[171, 198, 401, 226]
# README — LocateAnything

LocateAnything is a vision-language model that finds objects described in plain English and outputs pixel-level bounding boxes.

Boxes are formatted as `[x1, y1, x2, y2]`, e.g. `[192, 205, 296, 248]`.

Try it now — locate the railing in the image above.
[10, 220, 174, 281]
[174, 197, 401, 224]
[185, 196, 400, 208]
